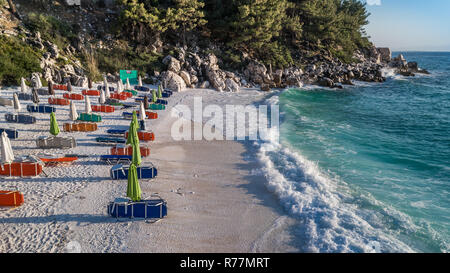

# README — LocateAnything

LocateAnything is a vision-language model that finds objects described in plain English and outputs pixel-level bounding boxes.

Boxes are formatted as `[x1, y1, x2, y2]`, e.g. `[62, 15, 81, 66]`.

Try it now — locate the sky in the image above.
[364, 0, 450, 51]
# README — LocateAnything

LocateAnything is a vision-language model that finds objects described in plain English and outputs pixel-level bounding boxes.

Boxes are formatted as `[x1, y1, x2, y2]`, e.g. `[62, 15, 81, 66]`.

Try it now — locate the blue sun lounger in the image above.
[100, 155, 131, 165]
[0, 128, 18, 139]
[106, 129, 127, 135]
[5, 113, 36, 124]
[107, 198, 167, 219]
[17, 92, 33, 101]
[110, 163, 157, 180]
[156, 99, 168, 105]
[27, 105, 56, 113]
[134, 86, 150, 92]
[96, 137, 126, 144]
[97, 85, 115, 91]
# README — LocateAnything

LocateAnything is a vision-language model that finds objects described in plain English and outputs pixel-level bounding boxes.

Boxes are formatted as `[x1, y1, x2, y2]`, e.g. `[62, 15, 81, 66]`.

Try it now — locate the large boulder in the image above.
[244, 61, 271, 84]
[318, 77, 334, 88]
[225, 78, 240, 92]
[377, 47, 391, 63]
[199, 81, 210, 89]
[162, 55, 181, 73]
[207, 69, 226, 91]
[161, 71, 186, 92]
[390, 54, 407, 68]
[179, 71, 191, 86]
[273, 69, 283, 86]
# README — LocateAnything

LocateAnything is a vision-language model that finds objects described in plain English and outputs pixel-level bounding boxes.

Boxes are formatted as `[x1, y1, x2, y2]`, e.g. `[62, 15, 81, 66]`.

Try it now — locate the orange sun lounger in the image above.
[110, 145, 150, 157]
[110, 93, 129, 101]
[53, 84, 68, 91]
[63, 123, 98, 132]
[38, 155, 78, 166]
[63, 93, 84, 100]
[0, 162, 43, 177]
[48, 97, 70, 106]
[124, 131, 155, 142]
[82, 90, 101, 96]
[91, 105, 115, 113]
[0, 190, 24, 207]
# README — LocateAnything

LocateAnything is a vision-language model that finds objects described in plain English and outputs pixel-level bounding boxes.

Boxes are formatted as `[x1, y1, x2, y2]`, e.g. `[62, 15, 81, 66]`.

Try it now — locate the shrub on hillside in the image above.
[0, 35, 42, 86]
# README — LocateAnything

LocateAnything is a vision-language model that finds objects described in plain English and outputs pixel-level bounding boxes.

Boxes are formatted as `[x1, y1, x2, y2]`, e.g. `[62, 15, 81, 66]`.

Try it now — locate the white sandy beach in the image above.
[0, 86, 300, 253]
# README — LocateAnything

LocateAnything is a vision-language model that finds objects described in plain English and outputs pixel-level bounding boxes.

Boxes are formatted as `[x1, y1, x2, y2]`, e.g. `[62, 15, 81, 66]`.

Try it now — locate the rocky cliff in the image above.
[0, 1, 428, 91]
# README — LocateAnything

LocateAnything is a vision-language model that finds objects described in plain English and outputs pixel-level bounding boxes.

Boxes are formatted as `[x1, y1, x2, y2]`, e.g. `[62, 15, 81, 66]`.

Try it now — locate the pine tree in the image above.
[166, 0, 207, 46]
[228, 0, 288, 50]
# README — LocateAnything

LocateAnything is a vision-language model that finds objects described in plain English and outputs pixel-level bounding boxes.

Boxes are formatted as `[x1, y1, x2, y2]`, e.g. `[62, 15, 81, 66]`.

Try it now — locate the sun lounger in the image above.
[5, 113, 36, 124]
[106, 129, 127, 135]
[63, 123, 98, 132]
[148, 104, 166, 110]
[124, 131, 155, 142]
[100, 155, 132, 165]
[0, 190, 24, 207]
[0, 156, 43, 177]
[110, 93, 128, 101]
[27, 105, 56, 113]
[107, 198, 167, 219]
[38, 153, 78, 166]
[123, 90, 138, 96]
[110, 144, 150, 157]
[16, 92, 33, 101]
[91, 105, 115, 113]
[96, 137, 126, 144]
[53, 84, 68, 91]
[105, 98, 121, 105]
[82, 90, 101, 96]
[121, 103, 135, 109]
[123, 111, 158, 120]
[36, 88, 50, 95]
[0, 98, 13, 106]
[0, 128, 18, 139]
[110, 163, 157, 180]
[161, 91, 171, 98]
[77, 113, 102, 122]
[97, 85, 115, 92]
[63, 93, 84, 100]
[135, 98, 166, 110]
[134, 86, 150, 92]
[36, 136, 77, 149]
[156, 99, 168, 105]
[48, 97, 70, 106]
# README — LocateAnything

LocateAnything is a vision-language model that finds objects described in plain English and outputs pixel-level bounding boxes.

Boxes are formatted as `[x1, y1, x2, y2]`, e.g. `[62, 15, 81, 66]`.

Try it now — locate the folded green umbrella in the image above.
[126, 111, 141, 166]
[158, 85, 162, 98]
[50, 112, 60, 136]
[152, 89, 157, 103]
[127, 163, 142, 202]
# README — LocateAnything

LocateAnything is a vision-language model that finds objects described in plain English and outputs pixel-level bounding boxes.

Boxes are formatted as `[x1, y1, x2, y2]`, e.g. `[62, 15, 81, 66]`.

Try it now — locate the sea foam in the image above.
[254, 93, 417, 253]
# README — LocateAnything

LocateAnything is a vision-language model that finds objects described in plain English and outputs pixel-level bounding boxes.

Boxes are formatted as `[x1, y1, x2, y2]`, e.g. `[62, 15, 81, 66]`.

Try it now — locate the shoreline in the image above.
[0, 86, 300, 253]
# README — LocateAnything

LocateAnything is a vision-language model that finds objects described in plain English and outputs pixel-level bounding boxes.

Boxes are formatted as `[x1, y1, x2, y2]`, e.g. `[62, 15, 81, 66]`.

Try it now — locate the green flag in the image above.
[152, 89, 157, 103]
[126, 163, 142, 202]
[49, 112, 60, 136]
[158, 85, 162, 98]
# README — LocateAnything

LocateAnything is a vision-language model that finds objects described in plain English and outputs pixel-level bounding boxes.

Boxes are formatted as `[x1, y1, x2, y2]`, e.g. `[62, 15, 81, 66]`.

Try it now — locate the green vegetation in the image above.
[79, 41, 164, 81]
[24, 12, 78, 49]
[0, 35, 42, 85]
[117, 0, 371, 67]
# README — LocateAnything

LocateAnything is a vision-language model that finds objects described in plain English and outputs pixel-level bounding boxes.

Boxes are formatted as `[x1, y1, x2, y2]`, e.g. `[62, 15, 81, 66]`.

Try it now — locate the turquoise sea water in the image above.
[259, 52, 449, 252]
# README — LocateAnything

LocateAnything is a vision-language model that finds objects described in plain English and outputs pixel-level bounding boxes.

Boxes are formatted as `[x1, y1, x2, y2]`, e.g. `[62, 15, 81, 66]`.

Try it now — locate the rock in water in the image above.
[318, 77, 334, 88]
[377, 47, 392, 63]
